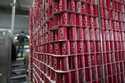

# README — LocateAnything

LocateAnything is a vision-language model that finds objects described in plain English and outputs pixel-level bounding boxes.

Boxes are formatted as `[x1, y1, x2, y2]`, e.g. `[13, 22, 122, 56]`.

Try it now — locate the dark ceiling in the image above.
[0, 0, 33, 15]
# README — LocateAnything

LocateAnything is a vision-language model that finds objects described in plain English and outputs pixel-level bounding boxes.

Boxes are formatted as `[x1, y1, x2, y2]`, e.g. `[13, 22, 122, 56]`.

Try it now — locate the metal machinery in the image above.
[0, 30, 12, 83]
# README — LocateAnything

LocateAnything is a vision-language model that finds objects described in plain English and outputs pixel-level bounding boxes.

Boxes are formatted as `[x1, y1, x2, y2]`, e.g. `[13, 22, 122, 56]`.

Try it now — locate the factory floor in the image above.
[10, 58, 27, 83]
[10, 49, 29, 83]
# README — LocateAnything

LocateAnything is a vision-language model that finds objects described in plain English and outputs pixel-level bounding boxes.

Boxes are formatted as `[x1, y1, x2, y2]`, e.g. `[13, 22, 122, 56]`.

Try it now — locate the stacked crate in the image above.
[29, 0, 125, 83]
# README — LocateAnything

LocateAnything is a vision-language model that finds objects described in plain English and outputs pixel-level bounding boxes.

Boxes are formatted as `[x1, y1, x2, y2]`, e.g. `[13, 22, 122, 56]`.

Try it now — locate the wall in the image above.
[0, 12, 29, 34]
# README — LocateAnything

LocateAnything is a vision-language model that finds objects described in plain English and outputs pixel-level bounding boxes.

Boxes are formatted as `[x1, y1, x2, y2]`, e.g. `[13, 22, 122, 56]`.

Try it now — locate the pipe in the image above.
[11, 0, 16, 34]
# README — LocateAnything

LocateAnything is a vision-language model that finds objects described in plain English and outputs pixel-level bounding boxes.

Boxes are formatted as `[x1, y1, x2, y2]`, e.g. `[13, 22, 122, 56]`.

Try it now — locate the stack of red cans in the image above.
[29, 0, 125, 83]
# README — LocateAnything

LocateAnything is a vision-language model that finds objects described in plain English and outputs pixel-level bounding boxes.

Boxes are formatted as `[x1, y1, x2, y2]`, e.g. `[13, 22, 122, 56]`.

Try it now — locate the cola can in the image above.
[91, 5, 94, 16]
[77, 28, 84, 40]
[68, 27, 77, 40]
[72, 27, 77, 40]
[59, 0, 67, 11]
[90, 41, 96, 53]
[71, 0, 76, 12]
[59, 0, 63, 11]
[49, 43, 53, 53]
[81, 3, 86, 13]
[91, 17, 95, 28]
[93, 5, 98, 16]
[70, 13, 76, 25]
[54, 43, 60, 55]
[63, 12, 68, 25]
[76, 1, 81, 13]
[58, 27, 67, 41]
[84, 16, 88, 27]
[61, 42, 69, 55]
[79, 15, 83, 27]
[49, 32, 53, 42]
[70, 41, 77, 54]
[53, 2, 59, 13]
[77, 41, 84, 53]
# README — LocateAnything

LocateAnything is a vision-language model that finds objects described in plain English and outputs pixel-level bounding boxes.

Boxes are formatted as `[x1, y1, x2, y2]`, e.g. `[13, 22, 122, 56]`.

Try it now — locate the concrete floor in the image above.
[10, 51, 29, 83]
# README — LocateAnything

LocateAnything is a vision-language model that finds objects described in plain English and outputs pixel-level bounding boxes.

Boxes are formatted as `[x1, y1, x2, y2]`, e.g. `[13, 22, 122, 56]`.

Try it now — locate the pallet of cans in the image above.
[29, 0, 125, 83]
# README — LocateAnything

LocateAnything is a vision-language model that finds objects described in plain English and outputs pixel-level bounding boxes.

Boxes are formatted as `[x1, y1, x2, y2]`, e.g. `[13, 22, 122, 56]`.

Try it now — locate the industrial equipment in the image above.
[0, 30, 12, 83]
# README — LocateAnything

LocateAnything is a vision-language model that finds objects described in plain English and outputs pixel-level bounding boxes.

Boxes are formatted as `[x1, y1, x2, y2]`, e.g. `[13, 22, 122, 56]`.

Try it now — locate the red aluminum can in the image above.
[48, 0, 52, 6]
[61, 42, 69, 55]
[90, 29, 96, 40]
[59, 0, 68, 11]
[70, 41, 77, 54]
[121, 32, 125, 41]
[76, 14, 79, 26]
[85, 68, 91, 81]
[54, 43, 60, 54]
[103, 53, 107, 64]
[79, 15, 83, 27]
[112, 11, 115, 20]
[56, 73, 68, 83]
[106, 0, 111, 10]
[78, 69, 85, 83]
[114, 21, 117, 30]
[53, 2, 59, 13]
[81, 3, 86, 14]
[58, 27, 67, 41]
[77, 28, 84, 40]
[121, 22, 123, 31]
[91, 5, 94, 16]
[68, 56, 75, 70]
[77, 41, 84, 54]
[59, 0, 63, 11]
[99, 0, 105, 8]
[68, 27, 77, 40]
[84, 29, 90, 40]
[85, 4, 91, 14]
[77, 55, 84, 68]
[53, 31, 58, 41]
[95, 17, 99, 28]
[70, 13, 76, 25]
[76, 1, 81, 13]
[91, 17, 94, 28]
[49, 44, 53, 53]
[87, 16, 91, 28]
[115, 31, 118, 41]
[83, 41, 89, 53]
[71, 0, 76, 12]
[101, 19, 106, 30]
[82, 15, 86, 27]
[53, 15, 59, 25]
[106, 41, 110, 52]
[96, 41, 101, 53]
[90, 41, 96, 53]
[91, 54, 97, 65]
[91, 67, 98, 81]
[51, 18, 55, 27]
[124, 23, 125, 31]
[48, 32, 53, 42]
[49, 19, 53, 28]
[109, 20, 113, 30]
[56, 58, 63, 70]
[116, 12, 119, 21]
[93, 5, 98, 16]
[62, 12, 68, 25]
[70, 71, 78, 83]
[91, 0, 96, 4]
[101, 7, 106, 18]
[85, 54, 91, 67]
